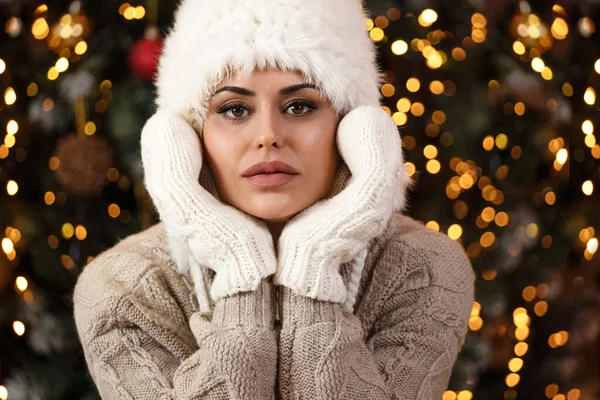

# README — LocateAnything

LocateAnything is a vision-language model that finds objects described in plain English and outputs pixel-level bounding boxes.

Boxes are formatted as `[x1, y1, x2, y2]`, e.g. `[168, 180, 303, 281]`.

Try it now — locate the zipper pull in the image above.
[277, 285, 283, 327]
[271, 278, 280, 329]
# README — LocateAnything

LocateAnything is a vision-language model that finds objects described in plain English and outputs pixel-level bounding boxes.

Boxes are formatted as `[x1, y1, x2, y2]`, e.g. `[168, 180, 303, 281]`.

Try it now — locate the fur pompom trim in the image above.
[155, 0, 383, 132]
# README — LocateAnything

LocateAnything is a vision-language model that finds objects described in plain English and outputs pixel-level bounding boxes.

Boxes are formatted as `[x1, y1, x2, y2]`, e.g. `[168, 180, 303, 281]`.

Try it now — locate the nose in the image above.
[254, 111, 283, 150]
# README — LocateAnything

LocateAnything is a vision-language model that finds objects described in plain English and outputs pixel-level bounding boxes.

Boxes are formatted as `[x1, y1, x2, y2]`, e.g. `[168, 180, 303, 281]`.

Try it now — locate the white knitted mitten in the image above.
[140, 111, 277, 309]
[274, 106, 404, 311]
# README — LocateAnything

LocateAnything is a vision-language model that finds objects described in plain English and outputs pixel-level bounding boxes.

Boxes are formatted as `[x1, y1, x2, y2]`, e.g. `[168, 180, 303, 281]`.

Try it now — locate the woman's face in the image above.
[202, 69, 341, 223]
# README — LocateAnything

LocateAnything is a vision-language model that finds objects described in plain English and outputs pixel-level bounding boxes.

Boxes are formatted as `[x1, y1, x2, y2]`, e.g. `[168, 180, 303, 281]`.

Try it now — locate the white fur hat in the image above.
[155, 0, 383, 131]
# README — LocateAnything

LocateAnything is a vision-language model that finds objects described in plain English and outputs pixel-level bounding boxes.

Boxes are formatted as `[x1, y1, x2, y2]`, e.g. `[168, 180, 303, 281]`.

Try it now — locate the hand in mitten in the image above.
[274, 105, 405, 312]
[141, 111, 276, 312]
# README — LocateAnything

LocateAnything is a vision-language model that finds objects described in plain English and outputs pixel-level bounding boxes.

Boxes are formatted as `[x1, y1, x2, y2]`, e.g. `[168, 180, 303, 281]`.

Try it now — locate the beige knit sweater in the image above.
[73, 213, 476, 399]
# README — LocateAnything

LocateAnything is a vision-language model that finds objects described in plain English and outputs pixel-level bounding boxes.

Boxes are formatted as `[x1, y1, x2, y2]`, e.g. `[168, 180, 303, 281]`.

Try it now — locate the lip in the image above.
[242, 160, 299, 177]
[245, 173, 298, 188]
[242, 160, 299, 188]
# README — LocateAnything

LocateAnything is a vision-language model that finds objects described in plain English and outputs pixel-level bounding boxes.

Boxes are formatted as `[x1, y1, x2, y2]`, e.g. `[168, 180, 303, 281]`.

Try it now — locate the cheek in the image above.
[201, 122, 243, 185]
[295, 121, 339, 186]
[203, 128, 237, 160]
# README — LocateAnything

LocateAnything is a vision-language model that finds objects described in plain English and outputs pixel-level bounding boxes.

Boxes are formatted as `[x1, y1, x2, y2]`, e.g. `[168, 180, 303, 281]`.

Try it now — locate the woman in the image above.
[73, 0, 476, 399]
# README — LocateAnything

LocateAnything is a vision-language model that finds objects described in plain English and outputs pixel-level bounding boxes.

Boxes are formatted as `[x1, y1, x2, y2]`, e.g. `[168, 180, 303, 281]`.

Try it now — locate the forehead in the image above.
[218, 68, 311, 90]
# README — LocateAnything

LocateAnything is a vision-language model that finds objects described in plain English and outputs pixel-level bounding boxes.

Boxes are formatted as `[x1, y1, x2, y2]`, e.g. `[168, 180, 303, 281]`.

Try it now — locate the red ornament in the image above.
[128, 27, 163, 82]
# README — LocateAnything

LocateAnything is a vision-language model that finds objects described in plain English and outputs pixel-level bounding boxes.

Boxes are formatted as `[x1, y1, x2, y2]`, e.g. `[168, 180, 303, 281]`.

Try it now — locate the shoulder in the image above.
[355, 213, 476, 326]
[371, 213, 475, 291]
[72, 223, 197, 339]
[73, 222, 175, 303]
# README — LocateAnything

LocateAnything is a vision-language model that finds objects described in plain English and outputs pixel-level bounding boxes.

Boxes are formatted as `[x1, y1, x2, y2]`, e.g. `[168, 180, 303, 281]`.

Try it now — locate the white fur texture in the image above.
[156, 0, 383, 132]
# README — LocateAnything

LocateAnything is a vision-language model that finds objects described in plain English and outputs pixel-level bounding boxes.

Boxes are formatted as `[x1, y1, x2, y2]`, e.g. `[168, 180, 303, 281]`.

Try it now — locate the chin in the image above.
[245, 205, 295, 223]
[241, 195, 309, 223]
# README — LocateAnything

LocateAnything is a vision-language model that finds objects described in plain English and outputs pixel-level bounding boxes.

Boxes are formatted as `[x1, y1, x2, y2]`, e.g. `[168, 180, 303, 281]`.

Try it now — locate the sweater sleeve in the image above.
[276, 241, 475, 400]
[75, 279, 278, 400]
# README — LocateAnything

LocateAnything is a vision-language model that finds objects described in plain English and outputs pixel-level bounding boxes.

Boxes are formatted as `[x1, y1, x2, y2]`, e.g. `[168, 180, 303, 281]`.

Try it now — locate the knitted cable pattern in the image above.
[73, 214, 475, 399]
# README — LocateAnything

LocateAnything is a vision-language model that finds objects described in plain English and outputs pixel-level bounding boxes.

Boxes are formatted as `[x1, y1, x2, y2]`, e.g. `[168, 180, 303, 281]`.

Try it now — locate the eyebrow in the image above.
[212, 83, 317, 97]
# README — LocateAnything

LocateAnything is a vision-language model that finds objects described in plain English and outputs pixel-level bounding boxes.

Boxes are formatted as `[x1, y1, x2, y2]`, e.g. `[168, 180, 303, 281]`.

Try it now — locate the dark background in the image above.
[0, 0, 599, 398]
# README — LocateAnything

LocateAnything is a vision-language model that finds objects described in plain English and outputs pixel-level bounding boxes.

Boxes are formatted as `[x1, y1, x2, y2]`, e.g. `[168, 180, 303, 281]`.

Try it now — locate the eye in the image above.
[216, 103, 251, 119]
[285, 101, 317, 116]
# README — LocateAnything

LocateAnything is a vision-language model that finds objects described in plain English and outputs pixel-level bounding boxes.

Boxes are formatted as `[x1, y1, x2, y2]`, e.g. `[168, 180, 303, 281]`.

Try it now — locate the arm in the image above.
[77, 280, 277, 400]
[277, 244, 475, 400]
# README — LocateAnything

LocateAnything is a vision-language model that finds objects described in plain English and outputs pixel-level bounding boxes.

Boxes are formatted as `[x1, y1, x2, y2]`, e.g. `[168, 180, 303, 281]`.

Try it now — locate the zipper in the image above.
[274, 284, 282, 329]
[274, 284, 282, 399]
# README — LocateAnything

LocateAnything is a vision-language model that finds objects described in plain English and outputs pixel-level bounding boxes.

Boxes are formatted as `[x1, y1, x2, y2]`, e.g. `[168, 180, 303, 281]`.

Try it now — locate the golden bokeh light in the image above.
[513, 41, 525, 55]
[562, 82, 573, 97]
[556, 148, 568, 164]
[75, 225, 88, 240]
[426, 159, 441, 174]
[15, 276, 28, 292]
[448, 224, 463, 240]
[423, 145, 438, 159]
[32, 18, 49, 39]
[396, 98, 411, 112]
[452, 47, 467, 61]
[55, 57, 69, 72]
[531, 57, 545, 72]
[369, 27, 384, 42]
[584, 87, 596, 105]
[4, 87, 16, 105]
[1, 238, 14, 254]
[419, 9, 438, 27]
[551, 17, 568, 39]
[426, 221, 440, 232]
[495, 133, 508, 150]
[392, 112, 407, 126]
[391, 40, 408, 55]
[582, 180, 593, 195]
[523, 285, 537, 301]
[84, 121, 97, 136]
[13, 321, 25, 336]
[582, 120, 594, 135]
[75, 41, 88, 55]
[7, 180, 18, 196]
[406, 77, 420, 92]
[410, 102, 425, 116]
[508, 357, 523, 373]
[62, 223, 75, 239]
[505, 373, 520, 387]
[6, 120, 18, 135]
[404, 162, 416, 177]
[514, 342, 528, 357]
[534, 301, 548, 316]
[108, 203, 121, 218]
[587, 238, 598, 254]
[545, 384, 559, 398]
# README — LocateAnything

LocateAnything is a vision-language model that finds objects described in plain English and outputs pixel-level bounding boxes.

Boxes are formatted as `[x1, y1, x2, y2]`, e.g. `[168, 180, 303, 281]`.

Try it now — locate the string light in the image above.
[391, 40, 408, 55]
[6, 180, 18, 196]
[32, 17, 49, 39]
[419, 9, 438, 27]
[13, 321, 25, 336]
[15, 276, 28, 292]
[583, 87, 596, 105]
[4, 87, 16, 105]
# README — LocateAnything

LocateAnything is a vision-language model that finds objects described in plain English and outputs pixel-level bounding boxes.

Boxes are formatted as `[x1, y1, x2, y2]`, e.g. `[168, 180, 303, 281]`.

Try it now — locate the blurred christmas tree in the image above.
[0, 0, 598, 399]
[0, 0, 167, 398]
[370, 0, 600, 398]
